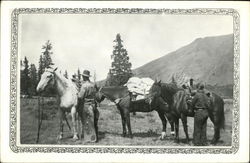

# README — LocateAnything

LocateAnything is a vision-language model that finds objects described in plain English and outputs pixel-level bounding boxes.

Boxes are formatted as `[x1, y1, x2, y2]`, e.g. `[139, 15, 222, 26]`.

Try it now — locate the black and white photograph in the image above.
[1, 1, 249, 163]
[19, 11, 235, 147]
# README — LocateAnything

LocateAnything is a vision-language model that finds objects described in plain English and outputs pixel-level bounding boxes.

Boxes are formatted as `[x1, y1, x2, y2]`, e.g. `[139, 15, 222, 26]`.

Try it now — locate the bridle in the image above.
[45, 70, 56, 87]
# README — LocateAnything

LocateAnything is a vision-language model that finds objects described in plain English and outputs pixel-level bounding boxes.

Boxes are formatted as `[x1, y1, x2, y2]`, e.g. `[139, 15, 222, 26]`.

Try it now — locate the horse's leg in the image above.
[165, 113, 176, 138]
[170, 121, 175, 138]
[118, 106, 127, 137]
[125, 109, 133, 138]
[94, 107, 99, 142]
[174, 119, 179, 143]
[157, 110, 167, 140]
[57, 108, 64, 140]
[71, 106, 78, 140]
[181, 114, 189, 143]
[77, 105, 84, 138]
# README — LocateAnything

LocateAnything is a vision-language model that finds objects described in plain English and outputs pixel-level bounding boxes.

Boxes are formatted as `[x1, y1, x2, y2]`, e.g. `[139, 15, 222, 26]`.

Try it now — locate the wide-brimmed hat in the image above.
[82, 70, 91, 77]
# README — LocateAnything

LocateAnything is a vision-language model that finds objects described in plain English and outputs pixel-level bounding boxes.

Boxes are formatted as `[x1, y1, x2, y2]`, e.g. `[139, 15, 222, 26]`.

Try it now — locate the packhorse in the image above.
[148, 81, 225, 144]
[36, 67, 100, 142]
[99, 86, 175, 139]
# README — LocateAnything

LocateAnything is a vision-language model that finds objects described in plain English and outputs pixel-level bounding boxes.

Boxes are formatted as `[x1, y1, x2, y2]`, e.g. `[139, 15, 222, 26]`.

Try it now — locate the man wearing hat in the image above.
[191, 83, 210, 146]
[78, 70, 99, 142]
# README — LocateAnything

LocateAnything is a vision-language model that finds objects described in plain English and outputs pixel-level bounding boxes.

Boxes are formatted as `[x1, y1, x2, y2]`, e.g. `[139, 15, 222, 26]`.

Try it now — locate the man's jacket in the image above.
[192, 90, 210, 109]
[78, 81, 96, 103]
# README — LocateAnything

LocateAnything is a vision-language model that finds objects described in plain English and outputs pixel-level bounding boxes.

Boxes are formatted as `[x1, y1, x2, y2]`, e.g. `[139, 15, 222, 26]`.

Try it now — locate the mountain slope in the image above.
[133, 34, 234, 86]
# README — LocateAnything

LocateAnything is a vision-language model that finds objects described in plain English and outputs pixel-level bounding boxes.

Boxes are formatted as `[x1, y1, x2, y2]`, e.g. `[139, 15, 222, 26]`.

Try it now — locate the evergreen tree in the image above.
[37, 40, 55, 96]
[106, 34, 132, 86]
[20, 60, 25, 94]
[28, 64, 38, 95]
[93, 70, 96, 83]
[77, 68, 81, 80]
[21, 57, 30, 95]
[42, 40, 54, 68]
[64, 70, 68, 79]
[38, 54, 44, 81]
[38, 40, 54, 81]
[20, 60, 24, 71]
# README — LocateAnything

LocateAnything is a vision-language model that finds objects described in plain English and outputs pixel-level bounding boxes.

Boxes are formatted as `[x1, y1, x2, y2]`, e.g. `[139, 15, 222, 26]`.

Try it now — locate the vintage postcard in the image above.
[1, 1, 249, 163]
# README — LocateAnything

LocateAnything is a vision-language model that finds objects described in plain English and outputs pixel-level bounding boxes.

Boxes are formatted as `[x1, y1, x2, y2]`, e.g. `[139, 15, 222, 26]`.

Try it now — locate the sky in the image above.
[20, 14, 233, 81]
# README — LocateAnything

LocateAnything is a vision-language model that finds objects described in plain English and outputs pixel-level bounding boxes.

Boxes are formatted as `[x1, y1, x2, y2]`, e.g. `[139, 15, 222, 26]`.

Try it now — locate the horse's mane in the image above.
[53, 71, 70, 87]
[47, 68, 78, 91]
[159, 82, 181, 105]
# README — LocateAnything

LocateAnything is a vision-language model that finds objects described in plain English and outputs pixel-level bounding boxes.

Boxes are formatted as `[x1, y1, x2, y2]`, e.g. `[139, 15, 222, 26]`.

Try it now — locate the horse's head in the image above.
[95, 86, 106, 105]
[36, 67, 58, 93]
[146, 79, 162, 104]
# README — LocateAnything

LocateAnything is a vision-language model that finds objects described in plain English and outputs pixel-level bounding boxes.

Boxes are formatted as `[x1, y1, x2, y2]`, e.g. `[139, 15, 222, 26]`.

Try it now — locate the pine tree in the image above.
[77, 68, 81, 80]
[37, 40, 55, 96]
[42, 40, 54, 68]
[38, 55, 44, 81]
[38, 40, 54, 81]
[64, 70, 68, 79]
[20, 60, 25, 94]
[21, 57, 30, 95]
[29, 64, 38, 95]
[107, 34, 132, 86]
[93, 70, 96, 83]
[20, 60, 24, 71]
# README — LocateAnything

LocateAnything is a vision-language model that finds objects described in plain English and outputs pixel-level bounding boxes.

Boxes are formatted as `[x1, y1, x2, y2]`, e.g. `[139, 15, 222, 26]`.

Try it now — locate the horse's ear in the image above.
[94, 84, 98, 90]
[54, 67, 58, 72]
[158, 80, 161, 84]
[99, 86, 103, 92]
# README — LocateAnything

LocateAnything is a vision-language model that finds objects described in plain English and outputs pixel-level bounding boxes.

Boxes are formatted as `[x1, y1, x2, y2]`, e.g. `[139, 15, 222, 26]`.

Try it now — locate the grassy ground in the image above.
[20, 97, 232, 146]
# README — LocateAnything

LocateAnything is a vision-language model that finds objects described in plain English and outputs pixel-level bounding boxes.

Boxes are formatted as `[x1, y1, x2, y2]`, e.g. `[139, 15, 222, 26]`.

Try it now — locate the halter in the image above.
[45, 69, 57, 87]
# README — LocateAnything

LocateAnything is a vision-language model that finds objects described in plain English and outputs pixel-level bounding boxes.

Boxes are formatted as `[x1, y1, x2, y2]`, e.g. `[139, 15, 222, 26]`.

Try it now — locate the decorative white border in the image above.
[10, 8, 240, 154]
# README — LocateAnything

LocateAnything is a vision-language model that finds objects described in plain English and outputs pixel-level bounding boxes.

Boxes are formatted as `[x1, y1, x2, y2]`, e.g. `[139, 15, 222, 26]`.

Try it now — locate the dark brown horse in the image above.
[99, 86, 175, 139]
[148, 81, 225, 144]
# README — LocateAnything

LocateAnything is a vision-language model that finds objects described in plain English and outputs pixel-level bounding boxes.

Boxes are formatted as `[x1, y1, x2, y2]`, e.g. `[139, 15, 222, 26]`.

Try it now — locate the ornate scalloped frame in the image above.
[10, 8, 240, 154]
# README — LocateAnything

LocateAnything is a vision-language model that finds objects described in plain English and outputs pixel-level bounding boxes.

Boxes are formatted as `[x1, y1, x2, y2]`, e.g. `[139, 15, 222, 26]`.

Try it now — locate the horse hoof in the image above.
[159, 135, 166, 140]
[160, 132, 167, 140]
[174, 139, 179, 143]
[211, 139, 218, 145]
[73, 135, 79, 140]
[57, 135, 63, 140]
[170, 131, 175, 138]
[128, 135, 133, 139]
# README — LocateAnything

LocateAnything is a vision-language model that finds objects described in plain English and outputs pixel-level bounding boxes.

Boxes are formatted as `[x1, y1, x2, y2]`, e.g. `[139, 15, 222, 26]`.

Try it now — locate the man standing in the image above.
[191, 84, 210, 146]
[78, 70, 99, 142]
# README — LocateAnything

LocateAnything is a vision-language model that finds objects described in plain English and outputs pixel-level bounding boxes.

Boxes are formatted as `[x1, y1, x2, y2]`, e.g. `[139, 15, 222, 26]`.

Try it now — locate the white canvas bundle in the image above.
[125, 77, 154, 98]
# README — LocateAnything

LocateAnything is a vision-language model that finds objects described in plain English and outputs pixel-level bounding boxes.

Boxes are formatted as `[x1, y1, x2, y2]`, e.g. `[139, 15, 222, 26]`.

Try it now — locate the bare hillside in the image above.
[134, 34, 234, 86]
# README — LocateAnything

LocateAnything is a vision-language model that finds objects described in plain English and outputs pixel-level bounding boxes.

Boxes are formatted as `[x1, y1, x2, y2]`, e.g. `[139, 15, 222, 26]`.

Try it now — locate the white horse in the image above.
[36, 67, 79, 140]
